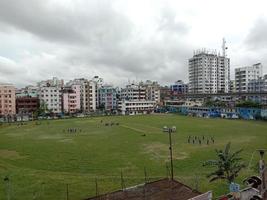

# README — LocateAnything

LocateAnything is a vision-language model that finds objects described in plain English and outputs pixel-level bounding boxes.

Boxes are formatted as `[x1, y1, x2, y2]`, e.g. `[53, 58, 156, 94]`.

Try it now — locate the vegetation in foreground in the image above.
[0, 114, 266, 199]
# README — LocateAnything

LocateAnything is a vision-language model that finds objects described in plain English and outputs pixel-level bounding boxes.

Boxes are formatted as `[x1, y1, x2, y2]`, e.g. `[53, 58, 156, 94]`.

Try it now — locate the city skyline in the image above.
[0, 0, 267, 87]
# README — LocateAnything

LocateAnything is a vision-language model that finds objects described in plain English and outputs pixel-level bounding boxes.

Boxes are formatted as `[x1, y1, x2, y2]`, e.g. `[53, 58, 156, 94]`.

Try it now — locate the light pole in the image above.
[163, 126, 176, 180]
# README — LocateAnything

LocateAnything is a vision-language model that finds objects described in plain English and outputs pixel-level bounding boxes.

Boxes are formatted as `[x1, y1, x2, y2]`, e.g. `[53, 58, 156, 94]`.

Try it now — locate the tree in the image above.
[36, 101, 49, 117]
[236, 100, 261, 108]
[203, 142, 246, 183]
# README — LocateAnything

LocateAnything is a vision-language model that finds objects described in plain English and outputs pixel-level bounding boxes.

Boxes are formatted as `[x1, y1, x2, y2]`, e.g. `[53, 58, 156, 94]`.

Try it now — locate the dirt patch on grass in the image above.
[121, 125, 147, 133]
[59, 138, 74, 143]
[37, 134, 64, 140]
[0, 149, 25, 160]
[143, 143, 188, 161]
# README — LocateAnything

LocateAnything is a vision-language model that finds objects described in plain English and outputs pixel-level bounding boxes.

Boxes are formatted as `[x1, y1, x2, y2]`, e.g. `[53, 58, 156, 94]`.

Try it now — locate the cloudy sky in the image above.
[0, 0, 267, 87]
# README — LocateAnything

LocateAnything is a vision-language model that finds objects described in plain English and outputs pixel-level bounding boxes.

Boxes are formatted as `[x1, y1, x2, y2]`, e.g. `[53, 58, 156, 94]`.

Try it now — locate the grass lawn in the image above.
[0, 114, 266, 199]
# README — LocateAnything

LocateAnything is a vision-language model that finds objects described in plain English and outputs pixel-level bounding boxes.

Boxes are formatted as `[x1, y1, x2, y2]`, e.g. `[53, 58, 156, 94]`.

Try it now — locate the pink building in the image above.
[63, 85, 81, 113]
[0, 83, 16, 116]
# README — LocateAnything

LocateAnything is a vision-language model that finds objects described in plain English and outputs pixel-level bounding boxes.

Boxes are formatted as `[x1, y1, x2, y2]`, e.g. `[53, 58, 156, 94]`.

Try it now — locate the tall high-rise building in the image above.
[188, 39, 230, 94]
[235, 63, 263, 93]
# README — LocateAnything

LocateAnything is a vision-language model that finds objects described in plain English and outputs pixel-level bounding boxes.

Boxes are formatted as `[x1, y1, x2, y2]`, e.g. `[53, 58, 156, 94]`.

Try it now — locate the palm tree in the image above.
[203, 142, 246, 183]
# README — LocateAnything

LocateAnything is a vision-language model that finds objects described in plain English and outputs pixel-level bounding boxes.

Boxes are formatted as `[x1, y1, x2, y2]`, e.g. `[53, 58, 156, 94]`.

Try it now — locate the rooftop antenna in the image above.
[222, 38, 228, 57]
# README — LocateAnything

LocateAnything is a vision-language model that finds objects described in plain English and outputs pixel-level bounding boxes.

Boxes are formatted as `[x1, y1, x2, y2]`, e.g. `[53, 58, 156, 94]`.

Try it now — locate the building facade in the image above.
[66, 78, 98, 113]
[0, 83, 16, 116]
[170, 80, 188, 94]
[118, 100, 156, 115]
[99, 85, 118, 111]
[38, 86, 62, 114]
[140, 80, 161, 103]
[120, 83, 146, 101]
[235, 63, 263, 93]
[248, 74, 267, 92]
[189, 46, 230, 94]
[16, 96, 39, 115]
[62, 85, 81, 113]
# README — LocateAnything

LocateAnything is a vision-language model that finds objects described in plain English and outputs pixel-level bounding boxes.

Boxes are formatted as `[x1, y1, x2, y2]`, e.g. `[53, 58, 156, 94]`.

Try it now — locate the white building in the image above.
[38, 86, 62, 113]
[121, 83, 146, 101]
[189, 40, 230, 94]
[118, 100, 156, 115]
[235, 63, 263, 93]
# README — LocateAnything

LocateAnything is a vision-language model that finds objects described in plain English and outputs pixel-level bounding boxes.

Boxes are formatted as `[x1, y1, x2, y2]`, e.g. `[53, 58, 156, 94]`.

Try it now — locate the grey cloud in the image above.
[0, 0, 132, 46]
[0, 0, 192, 87]
[245, 18, 267, 49]
[157, 7, 188, 34]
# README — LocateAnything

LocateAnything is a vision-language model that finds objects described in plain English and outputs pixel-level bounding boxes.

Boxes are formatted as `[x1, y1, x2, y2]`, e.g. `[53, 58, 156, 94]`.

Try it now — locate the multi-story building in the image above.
[99, 85, 118, 111]
[38, 85, 62, 114]
[119, 82, 159, 115]
[16, 96, 39, 115]
[170, 80, 188, 94]
[140, 80, 161, 103]
[120, 83, 146, 101]
[235, 63, 263, 93]
[189, 40, 230, 94]
[16, 85, 39, 98]
[248, 74, 267, 92]
[62, 85, 81, 113]
[118, 100, 156, 115]
[0, 83, 16, 116]
[66, 78, 98, 113]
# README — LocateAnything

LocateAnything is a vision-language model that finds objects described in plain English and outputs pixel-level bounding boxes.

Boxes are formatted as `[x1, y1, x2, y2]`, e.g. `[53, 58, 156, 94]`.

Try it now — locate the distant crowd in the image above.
[187, 135, 215, 145]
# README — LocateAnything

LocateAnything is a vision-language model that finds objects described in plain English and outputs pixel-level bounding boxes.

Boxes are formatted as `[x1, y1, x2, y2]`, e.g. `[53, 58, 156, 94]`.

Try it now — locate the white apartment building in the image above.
[189, 40, 230, 94]
[38, 86, 62, 113]
[121, 83, 146, 101]
[118, 100, 156, 115]
[189, 49, 230, 94]
[235, 63, 263, 93]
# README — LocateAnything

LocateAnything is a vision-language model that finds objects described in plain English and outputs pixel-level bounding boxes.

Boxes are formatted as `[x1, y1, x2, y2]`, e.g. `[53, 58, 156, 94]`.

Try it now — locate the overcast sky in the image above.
[0, 0, 267, 87]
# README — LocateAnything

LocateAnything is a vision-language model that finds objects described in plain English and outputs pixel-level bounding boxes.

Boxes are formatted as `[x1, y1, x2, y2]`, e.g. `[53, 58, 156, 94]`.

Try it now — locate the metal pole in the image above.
[144, 167, 147, 183]
[95, 178, 98, 197]
[66, 184, 69, 200]
[120, 171, 125, 190]
[169, 129, 174, 180]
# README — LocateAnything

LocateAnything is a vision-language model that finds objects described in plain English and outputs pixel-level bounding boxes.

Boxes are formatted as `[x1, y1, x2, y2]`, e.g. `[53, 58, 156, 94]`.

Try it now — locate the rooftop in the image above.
[85, 178, 202, 200]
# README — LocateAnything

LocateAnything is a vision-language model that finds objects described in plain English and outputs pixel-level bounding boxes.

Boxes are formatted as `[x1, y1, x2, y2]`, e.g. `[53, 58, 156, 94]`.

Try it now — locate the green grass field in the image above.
[0, 114, 266, 199]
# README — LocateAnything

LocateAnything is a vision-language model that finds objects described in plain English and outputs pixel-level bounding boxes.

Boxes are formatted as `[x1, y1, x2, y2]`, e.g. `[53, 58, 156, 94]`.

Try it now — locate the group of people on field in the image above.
[100, 120, 119, 126]
[187, 135, 215, 145]
[63, 128, 82, 133]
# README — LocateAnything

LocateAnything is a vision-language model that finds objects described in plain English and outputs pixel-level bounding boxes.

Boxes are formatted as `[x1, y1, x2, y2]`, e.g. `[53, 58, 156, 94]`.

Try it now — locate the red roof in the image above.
[85, 178, 201, 200]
